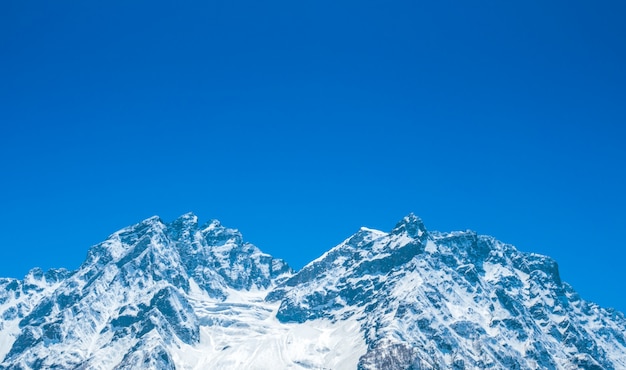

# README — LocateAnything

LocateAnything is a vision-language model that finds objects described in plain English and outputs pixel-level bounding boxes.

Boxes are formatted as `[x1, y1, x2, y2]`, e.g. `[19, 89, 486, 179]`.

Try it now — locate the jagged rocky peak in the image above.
[166, 212, 199, 241]
[268, 214, 432, 321]
[0, 213, 295, 369]
[75, 213, 294, 289]
[199, 218, 244, 246]
[79, 215, 168, 271]
[112, 215, 166, 245]
[390, 212, 427, 239]
[267, 214, 626, 370]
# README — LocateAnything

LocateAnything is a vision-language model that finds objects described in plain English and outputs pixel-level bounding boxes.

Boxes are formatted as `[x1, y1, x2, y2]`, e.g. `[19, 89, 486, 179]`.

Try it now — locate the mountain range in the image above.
[1, 213, 624, 369]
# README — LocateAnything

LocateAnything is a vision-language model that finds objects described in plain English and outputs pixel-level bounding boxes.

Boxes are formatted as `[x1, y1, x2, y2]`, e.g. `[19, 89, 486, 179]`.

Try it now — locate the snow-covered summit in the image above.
[0, 214, 292, 369]
[391, 212, 427, 238]
[1, 213, 625, 369]
[267, 216, 626, 369]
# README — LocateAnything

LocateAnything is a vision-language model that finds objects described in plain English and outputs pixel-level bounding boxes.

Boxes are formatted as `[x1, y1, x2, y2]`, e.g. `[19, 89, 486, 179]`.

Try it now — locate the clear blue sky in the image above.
[1, 1, 625, 312]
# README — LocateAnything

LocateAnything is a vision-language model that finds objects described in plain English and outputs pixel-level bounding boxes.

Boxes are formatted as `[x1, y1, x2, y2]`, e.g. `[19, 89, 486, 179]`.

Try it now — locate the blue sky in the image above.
[1, 1, 625, 312]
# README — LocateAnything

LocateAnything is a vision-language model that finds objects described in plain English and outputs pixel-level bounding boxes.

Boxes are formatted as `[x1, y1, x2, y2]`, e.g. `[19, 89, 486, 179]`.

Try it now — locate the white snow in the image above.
[424, 240, 437, 253]
[0, 277, 66, 361]
[359, 227, 387, 237]
[171, 282, 366, 370]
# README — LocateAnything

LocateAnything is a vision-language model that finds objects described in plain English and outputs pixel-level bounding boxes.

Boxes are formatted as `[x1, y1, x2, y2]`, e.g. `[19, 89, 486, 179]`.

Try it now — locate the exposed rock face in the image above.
[0, 213, 291, 369]
[267, 214, 626, 369]
[1, 213, 624, 369]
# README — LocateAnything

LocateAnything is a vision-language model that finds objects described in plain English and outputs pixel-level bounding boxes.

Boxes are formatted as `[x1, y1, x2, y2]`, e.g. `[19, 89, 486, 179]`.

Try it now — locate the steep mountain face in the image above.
[0, 213, 292, 369]
[268, 214, 626, 369]
[1, 213, 625, 369]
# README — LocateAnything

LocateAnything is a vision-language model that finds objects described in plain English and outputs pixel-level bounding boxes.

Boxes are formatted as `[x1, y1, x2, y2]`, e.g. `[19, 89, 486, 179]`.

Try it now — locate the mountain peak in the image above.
[201, 218, 222, 232]
[140, 215, 165, 225]
[391, 213, 427, 238]
[200, 219, 243, 246]
[111, 215, 166, 240]
[175, 212, 198, 223]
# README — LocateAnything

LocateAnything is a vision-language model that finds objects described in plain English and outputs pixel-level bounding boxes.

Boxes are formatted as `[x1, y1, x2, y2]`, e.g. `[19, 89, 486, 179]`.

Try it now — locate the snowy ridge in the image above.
[270, 215, 626, 369]
[1, 213, 625, 369]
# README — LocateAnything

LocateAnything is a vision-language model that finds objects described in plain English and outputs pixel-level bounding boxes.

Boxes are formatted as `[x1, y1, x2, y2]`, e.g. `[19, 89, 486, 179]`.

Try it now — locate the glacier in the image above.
[0, 213, 625, 369]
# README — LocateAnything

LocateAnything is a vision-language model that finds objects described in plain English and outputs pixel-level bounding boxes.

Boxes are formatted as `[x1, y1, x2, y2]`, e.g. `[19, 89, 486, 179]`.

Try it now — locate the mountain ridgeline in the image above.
[0, 213, 624, 369]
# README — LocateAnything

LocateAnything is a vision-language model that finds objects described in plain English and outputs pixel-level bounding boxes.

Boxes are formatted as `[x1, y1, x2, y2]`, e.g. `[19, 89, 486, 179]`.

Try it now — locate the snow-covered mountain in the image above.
[1, 213, 624, 369]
